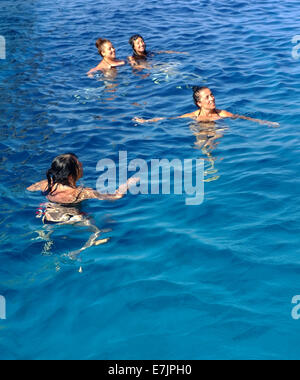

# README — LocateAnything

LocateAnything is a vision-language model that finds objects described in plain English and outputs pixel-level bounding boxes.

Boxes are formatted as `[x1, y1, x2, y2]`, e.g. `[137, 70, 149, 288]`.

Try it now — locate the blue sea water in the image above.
[0, 0, 300, 360]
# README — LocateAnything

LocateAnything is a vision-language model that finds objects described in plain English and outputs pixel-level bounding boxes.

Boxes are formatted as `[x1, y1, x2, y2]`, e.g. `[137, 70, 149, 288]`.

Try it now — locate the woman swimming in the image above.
[133, 86, 279, 127]
[128, 34, 186, 69]
[27, 153, 139, 257]
[87, 38, 126, 76]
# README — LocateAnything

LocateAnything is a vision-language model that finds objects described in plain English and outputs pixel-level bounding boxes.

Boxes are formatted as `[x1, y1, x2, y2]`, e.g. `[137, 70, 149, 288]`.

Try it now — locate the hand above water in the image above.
[133, 117, 165, 124]
[116, 177, 140, 195]
[259, 120, 280, 128]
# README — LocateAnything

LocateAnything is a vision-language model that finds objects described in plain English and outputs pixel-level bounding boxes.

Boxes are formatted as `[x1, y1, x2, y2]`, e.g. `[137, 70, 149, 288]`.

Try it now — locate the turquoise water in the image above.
[1, 0, 300, 359]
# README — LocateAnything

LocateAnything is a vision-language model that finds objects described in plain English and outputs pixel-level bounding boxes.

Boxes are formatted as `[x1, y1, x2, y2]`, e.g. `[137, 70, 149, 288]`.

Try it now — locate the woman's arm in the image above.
[233, 115, 279, 127]
[27, 180, 48, 192]
[81, 177, 140, 201]
[87, 68, 99, 78]
[87, 62, 104, 77]
[128, 56, 138, 67]
[222, 111, 279, 127]
[156, 51, 189, 55]
[133, 112, 196, 124]
[128, 56, 149, 71]
[133, 117, 166, 124]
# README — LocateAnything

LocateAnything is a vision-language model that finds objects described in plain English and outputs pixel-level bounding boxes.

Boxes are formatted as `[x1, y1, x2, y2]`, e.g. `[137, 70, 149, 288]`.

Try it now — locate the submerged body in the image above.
[41, 202, 86, 225]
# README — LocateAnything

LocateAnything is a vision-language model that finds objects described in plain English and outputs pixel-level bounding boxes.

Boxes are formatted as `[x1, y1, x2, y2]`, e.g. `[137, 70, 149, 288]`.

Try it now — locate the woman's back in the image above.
[45, 184, 84, 205]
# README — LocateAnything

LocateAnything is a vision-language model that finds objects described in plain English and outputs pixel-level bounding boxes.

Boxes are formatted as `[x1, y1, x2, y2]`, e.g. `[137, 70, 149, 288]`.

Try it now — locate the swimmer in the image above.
[133, 86, 280, 127]
[27, 153, 138, 204]
[87, 38, 126, 77]
[27, 153, 139, 257]
[128, 34, 187, 70]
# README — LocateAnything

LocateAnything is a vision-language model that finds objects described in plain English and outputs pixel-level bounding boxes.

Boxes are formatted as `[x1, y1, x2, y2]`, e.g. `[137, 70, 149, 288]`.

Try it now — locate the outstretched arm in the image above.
[232, 114, 279, 127]
[133, 117, 166, 124]
[81, 177, 140, 201]
[156, 51, 189, 55]
[220, 111, 279, 127]
[133, 112, 196, 124]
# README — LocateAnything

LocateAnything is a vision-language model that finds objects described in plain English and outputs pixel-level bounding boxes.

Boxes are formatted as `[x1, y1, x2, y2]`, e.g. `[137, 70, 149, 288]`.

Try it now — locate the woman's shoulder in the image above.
[218, 110, 234, 118]
[78, 187, 103, 200]
[179, 110, 199, 119]
[46, 186, 82, 204]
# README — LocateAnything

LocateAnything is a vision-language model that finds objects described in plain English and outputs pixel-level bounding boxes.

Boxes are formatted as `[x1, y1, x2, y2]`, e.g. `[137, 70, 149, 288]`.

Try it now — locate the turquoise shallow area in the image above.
[0, 0, 300, 359]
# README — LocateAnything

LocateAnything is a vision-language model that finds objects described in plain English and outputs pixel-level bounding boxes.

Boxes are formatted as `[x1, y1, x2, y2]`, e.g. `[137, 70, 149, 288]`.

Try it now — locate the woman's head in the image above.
[46, 153, 83, 194]
[193, 86, 216, 110]
[96, 38, 116, 60]
[129, 35, 146, 56]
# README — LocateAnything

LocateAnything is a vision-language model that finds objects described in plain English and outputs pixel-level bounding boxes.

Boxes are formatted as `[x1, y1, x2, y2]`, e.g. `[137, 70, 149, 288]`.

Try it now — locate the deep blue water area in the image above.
[0, 0, 300, 359]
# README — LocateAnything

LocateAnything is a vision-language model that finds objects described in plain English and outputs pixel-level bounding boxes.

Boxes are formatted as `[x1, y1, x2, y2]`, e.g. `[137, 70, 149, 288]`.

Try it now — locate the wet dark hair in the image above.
[45, 153, 80, 195]
[129, 34, 147, 57]
[193, 86, 210, 107]
[95, 38, 111, 57]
